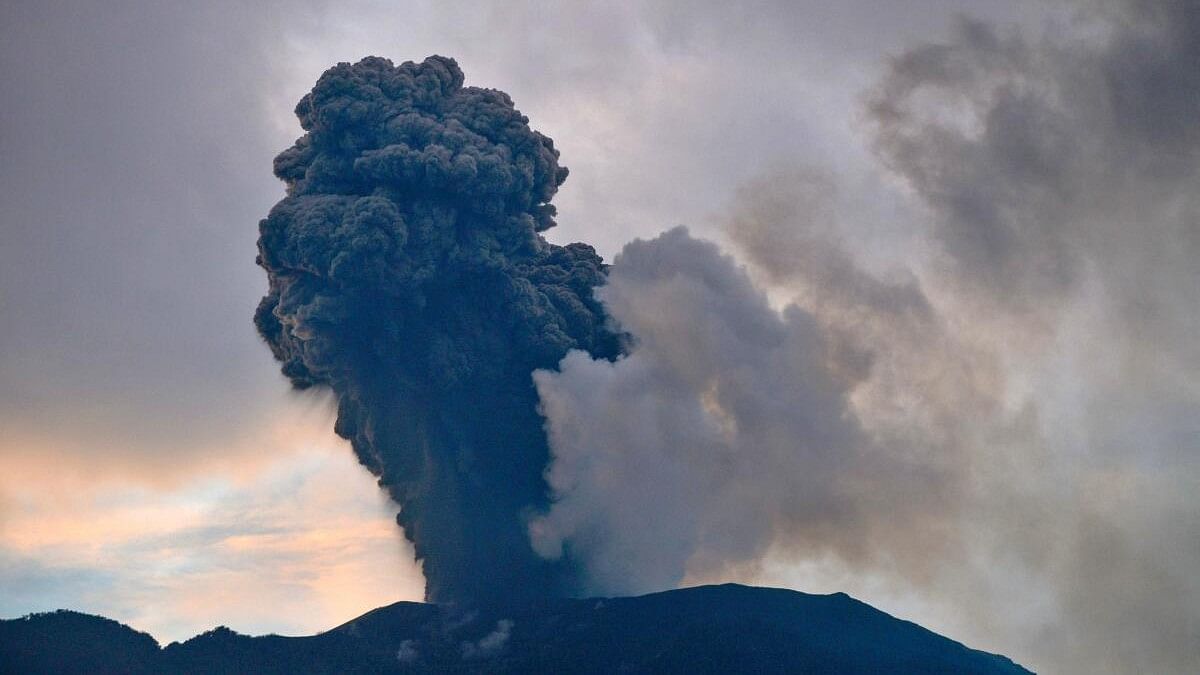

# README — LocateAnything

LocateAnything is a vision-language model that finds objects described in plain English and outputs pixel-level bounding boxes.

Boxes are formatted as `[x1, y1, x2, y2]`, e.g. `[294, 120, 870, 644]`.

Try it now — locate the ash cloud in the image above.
[868, 1, 1200, 325]
[860, 3, 1200, 671]
[248, 5, 1198, 671]
[529, 1, 1200, 673]
[715, 162, 1200, 675]
[254, 55, 621, 604]
[529, 227, 957, 595]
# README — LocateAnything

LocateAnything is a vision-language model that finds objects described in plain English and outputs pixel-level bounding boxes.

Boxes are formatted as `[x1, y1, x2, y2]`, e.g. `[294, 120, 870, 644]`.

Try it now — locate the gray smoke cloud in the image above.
[869, 1, 1200, 326]
[530, 2, 1200, 673]
[531, 228, 872, 593]
[254, 55, 622, 604]
[720, 162, 1200, 675]
[862, 3, 1200, 671]
[528, 221, 977, 597]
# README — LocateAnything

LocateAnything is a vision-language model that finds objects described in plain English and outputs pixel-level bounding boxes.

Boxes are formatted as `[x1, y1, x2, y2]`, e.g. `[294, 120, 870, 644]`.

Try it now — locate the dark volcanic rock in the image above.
[0, 584, 1032, 674]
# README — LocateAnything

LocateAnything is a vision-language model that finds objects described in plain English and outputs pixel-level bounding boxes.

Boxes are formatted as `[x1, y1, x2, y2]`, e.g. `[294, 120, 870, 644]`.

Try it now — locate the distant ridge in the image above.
[0, 583, 1032, 674]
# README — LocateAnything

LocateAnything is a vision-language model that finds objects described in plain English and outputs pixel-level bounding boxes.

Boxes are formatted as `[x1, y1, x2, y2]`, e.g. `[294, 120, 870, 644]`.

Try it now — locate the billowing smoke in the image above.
[254, 55, 621, 604]
[526, 2, 1200, 673]
[528, 227, 946, 595]
[250, 7, 1199, 669]
[528, 224, 964, 600]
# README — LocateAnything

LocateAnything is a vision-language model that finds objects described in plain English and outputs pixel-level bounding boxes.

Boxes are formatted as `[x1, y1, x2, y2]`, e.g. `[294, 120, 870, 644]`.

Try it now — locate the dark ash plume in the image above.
[253, 55, 621, 604]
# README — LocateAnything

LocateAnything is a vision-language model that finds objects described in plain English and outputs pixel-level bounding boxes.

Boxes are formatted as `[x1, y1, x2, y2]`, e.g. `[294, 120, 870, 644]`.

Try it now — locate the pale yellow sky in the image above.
[0, 401, 425, 641]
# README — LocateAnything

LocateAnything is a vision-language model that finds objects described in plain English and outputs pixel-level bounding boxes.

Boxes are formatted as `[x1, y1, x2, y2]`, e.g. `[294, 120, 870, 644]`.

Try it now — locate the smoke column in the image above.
[254, 56, 621, 604]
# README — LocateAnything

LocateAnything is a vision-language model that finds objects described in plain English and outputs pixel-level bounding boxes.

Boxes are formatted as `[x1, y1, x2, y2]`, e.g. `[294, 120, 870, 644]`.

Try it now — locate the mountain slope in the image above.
[0, 584, 1032, 674]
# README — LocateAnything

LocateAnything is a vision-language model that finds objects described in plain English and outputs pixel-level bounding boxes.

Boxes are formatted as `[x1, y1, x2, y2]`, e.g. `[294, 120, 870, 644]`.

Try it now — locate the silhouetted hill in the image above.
[0, 584, 1032, 673]
[0, 609, 159, 674]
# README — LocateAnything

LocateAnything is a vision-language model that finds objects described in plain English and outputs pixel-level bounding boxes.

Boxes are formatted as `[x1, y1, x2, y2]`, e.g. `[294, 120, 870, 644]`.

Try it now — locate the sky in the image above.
[1, 1, 1197, 673]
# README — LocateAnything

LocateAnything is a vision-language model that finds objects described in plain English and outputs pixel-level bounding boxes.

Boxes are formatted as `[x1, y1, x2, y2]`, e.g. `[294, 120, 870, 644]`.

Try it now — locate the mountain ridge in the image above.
[0, 583, 1033, 673]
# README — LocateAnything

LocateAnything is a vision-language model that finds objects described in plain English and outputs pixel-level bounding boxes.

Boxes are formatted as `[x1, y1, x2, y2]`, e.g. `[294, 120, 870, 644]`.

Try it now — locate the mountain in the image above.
[0, 584, 1032, 673]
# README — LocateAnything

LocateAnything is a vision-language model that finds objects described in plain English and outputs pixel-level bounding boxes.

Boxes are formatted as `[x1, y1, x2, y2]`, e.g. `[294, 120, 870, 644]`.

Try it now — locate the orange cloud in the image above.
[0, 408, 425, 643]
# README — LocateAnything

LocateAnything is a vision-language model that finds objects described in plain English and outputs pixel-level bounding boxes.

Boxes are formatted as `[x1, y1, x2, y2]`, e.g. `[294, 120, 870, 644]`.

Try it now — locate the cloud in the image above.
[858, 8, 1200, 669]
[530, 227, 960, 595]
[531, 2, 1200, 669]
[720, 161, 1200, 674]
[0, 0, 298, 464]
[0, 440, 423, 644]
[867, 3, 1200, 325]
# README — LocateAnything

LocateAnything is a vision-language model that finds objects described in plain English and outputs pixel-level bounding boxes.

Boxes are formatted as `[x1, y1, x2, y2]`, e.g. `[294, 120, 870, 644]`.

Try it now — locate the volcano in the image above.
[0, 583, 1031, 674]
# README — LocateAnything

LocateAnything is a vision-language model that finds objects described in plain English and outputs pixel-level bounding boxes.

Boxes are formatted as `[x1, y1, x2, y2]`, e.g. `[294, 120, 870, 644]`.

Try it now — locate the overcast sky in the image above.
[1, 1, 1197, 673]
